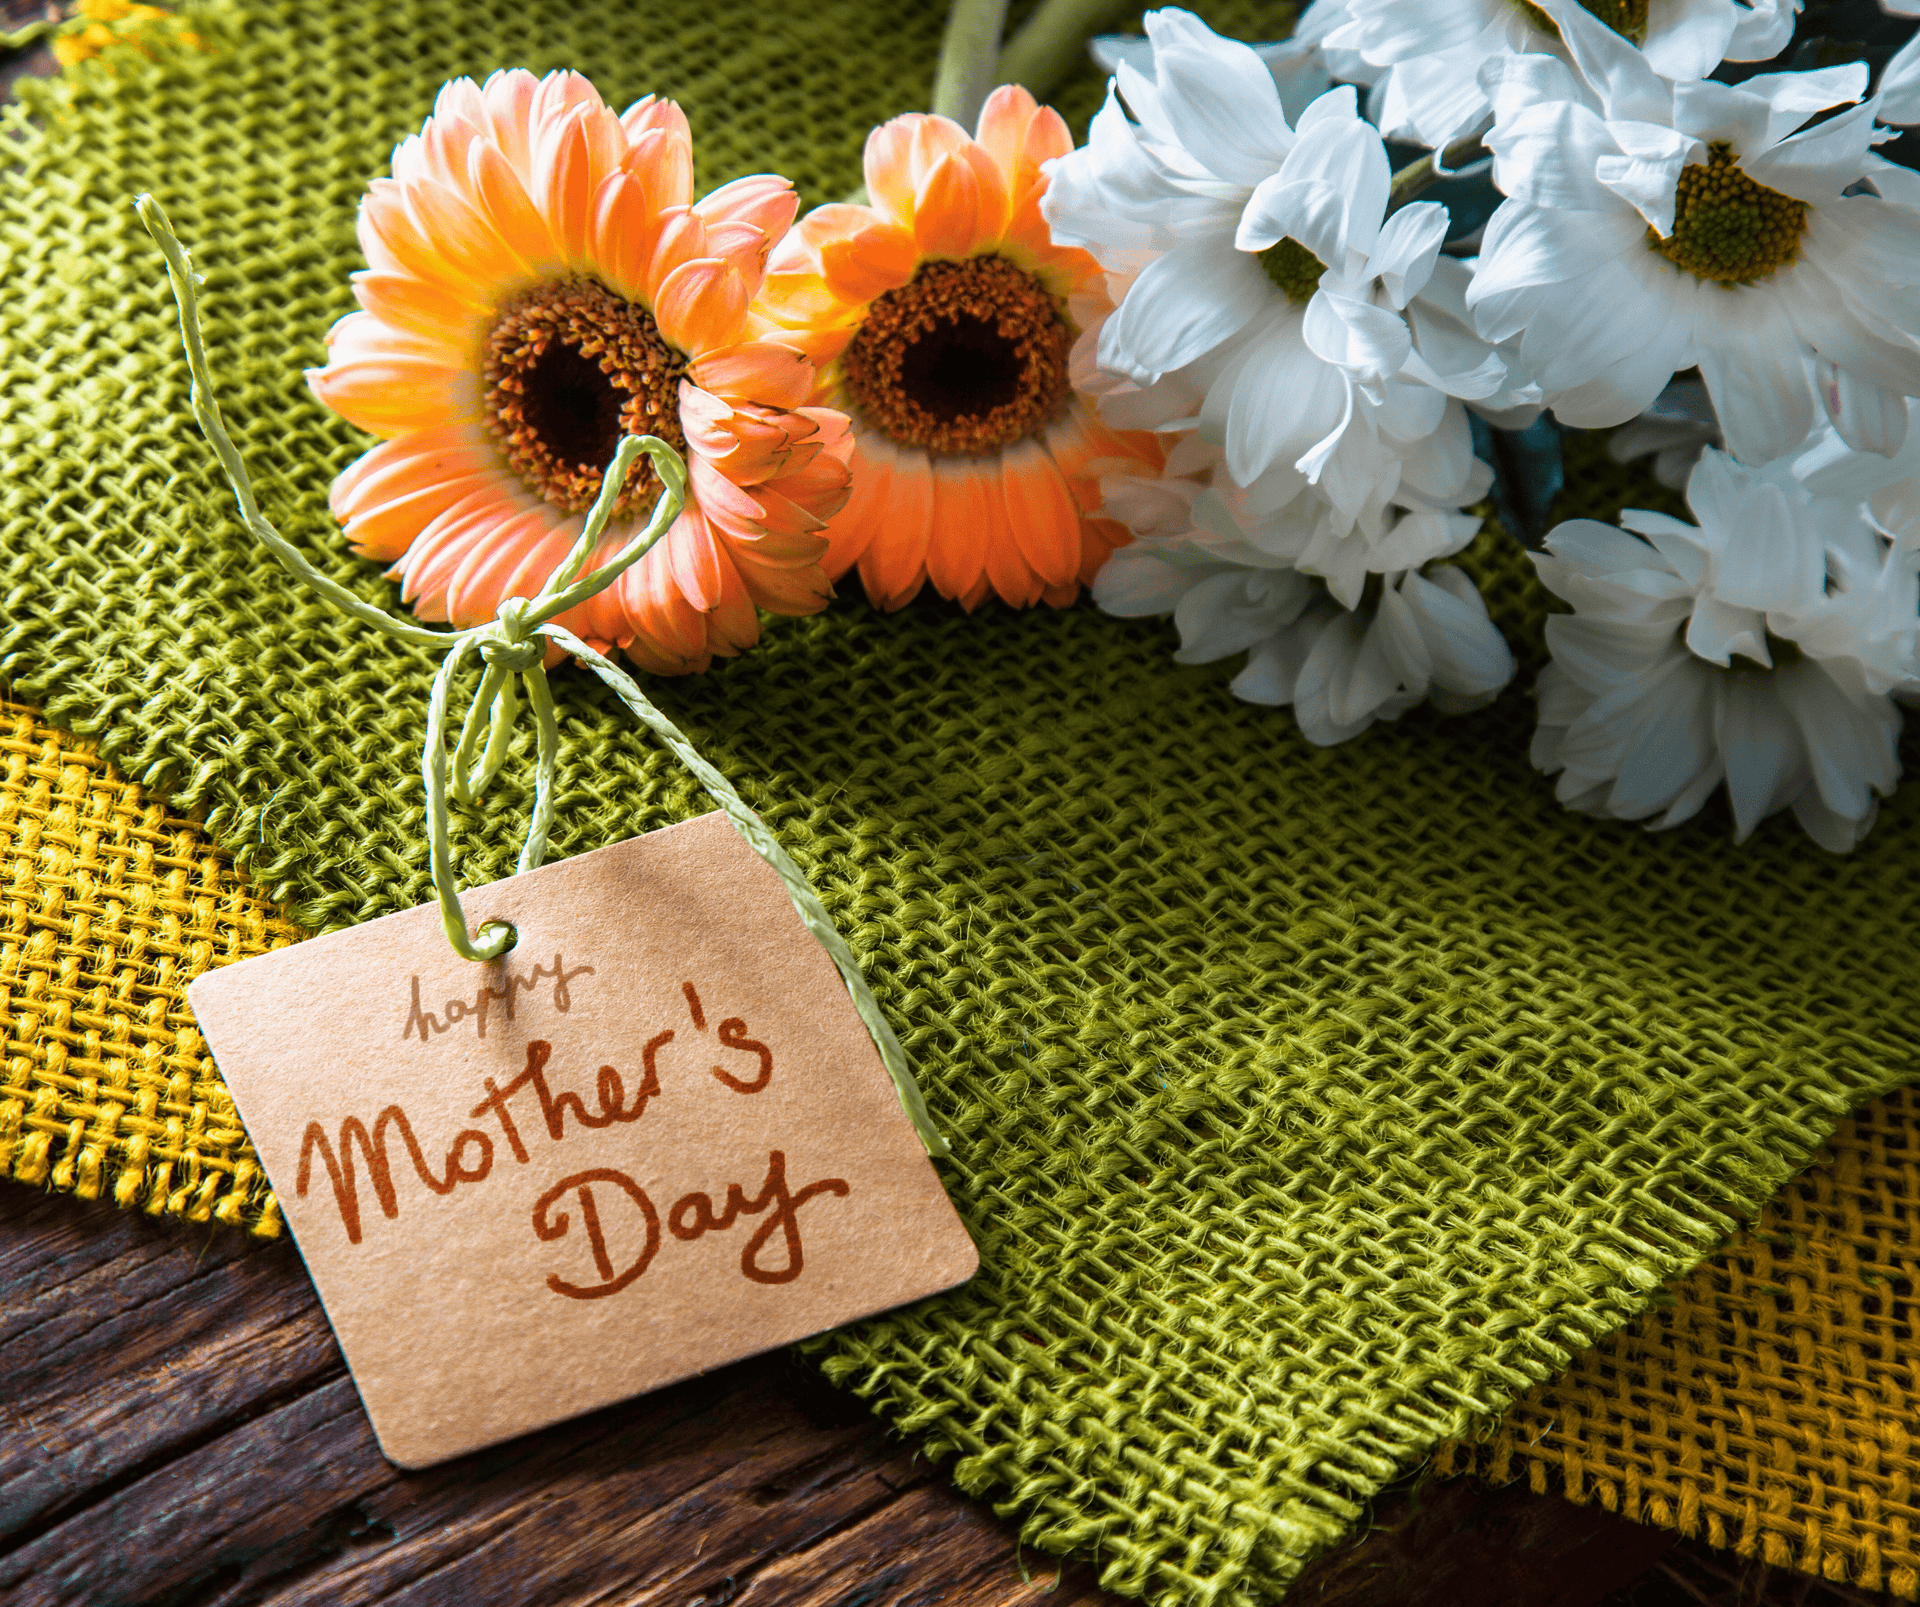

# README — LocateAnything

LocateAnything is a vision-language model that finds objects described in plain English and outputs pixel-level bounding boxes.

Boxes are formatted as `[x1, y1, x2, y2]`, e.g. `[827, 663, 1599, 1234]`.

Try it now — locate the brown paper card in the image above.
[188, 811, 977, 1469]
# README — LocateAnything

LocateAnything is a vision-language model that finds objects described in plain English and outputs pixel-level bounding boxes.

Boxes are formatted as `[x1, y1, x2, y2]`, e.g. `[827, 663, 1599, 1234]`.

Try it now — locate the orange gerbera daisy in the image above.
[308, 69, 852, 674]
[756, 86, 1160, 612]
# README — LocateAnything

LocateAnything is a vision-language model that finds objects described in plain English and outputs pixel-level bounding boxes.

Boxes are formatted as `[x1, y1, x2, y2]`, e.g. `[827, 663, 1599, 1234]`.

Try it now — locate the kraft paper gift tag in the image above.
[190, 811, 978, 1468]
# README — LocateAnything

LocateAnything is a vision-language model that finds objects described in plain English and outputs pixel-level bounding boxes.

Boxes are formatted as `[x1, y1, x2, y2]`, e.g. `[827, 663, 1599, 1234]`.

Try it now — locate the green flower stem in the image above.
[929, 0, 1011, 129]
[994, 0, 1130, 101]
[136, 193, 949, 1159]
[1389, 126, 1493, 210]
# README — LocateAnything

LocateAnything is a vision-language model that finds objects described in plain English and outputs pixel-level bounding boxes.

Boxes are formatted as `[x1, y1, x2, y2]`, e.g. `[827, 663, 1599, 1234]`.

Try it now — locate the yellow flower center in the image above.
[1259, 238, 1326, 305]
[840, 255, 1072, 455]
[1649, 143, 1808, 286]
[1515, 0, 1650, 43]
[484, 278, 688, 516]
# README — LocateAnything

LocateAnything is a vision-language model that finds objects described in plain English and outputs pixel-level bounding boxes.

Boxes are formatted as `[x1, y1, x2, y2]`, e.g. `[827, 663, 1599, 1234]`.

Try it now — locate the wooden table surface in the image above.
[0, 1177, 1782, 1607]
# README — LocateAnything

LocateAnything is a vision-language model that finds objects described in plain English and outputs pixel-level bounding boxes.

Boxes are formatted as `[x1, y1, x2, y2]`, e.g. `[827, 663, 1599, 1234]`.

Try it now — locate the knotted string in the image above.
[137, 194, 947, 1158]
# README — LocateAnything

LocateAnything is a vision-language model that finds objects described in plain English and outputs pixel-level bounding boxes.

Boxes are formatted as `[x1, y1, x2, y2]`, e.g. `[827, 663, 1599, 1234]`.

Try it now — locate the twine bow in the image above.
[137, 195, 946, 1157]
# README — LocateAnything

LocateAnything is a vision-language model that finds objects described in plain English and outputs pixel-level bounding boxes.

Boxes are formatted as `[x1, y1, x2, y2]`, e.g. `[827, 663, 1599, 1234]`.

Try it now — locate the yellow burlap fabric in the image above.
[1438, 1085, 1920, 1598]
[0, 698, 295, 1232]
[5, 695, 1914, 1595]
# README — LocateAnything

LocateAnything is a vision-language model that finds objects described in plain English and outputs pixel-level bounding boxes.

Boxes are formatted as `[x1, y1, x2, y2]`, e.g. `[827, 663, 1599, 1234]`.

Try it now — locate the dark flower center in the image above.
[484, 278, 688, 516]
[1259, 237, 1327, 304]
[1649, 143, 1809, 286]
[840, 255, 1072, 455]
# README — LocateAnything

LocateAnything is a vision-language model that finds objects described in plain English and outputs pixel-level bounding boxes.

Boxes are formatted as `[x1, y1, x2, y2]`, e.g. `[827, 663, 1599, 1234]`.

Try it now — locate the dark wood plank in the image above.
[0, 1181, 1124, 1606]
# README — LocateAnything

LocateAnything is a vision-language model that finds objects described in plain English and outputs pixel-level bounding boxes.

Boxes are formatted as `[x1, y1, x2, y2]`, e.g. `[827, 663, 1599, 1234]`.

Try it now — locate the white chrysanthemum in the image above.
[1093, 457, 1515, 743]
[1466, 0, 1920, 466]
[1090, 0, 1374, 125]
[1325, 0, 1801, 149]
[1127, 432, 1488, 606]
[1532, 446, 1918, 850]
[1043, 9, 1535, 524]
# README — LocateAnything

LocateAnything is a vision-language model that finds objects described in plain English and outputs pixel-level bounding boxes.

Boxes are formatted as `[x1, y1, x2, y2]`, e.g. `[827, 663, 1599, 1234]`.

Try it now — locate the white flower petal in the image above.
[1881, 32, 1920, 126]
[1091, 545, 1202, 616]
[1693, 290, 1815, 465]
[1365, 202, 1447, 308]
[1144, 8, 1297, 188]
[1531, 0, 1673, 124]
[1596, 121, 1705, 235]
[1717, 670, 1804, 841]
[1744, 99, 1883, 206]
[1237, 176, 1345, 263]
[1485, 99, 1622, 214]
[1302, 287, 1413, 383]
[1818, 362, 1911, 457]
[1099, 240, 1272, 384]
[1644, 0, 1739, 83]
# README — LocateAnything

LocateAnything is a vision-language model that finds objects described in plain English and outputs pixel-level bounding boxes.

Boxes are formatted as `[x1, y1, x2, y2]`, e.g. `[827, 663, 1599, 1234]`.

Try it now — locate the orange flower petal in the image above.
[618, 534, 714, 670]
[532, 105, 595, 266]
[588, 170, 658, 302]
[819, 431, 893, 578]
[1022, 104, 1073, 169]
[701, 541, 763, 657]
[694, 174, 797, 241]
[960, 140, 1011, 248]
[501, 519, 584, 601]
[854, 444, 934, 608]
[394, 483, 538, 620]
[623, 126, 695, 214]
[762, 442, 851, 523]
[817, 216, 919, 303]
[974, 84, 1038, 186]
[445, 500, 567, 627]
[331, 426, 510, 559]
[468, 139, 562, 277]
[654, 256, 749, 356]
[478, 69, 539, 180]
[688, 341, 816, 409]
[662, 504, 727, 610]
[911, 150, 981, 259]
[980, 495, 1043, 608]
[704, 219, 778, 284]
[620, 94, 691, 148]
[1076, 514, 1132, 585]
[644, 207, 709, 301]
[862, 117, 920, 231]
[349, 271, 487, 358]
[998, 438, 1082, 588]
[727, 546, 834, 614]
[923, 457, 993, 599]
[305, 349, 480, 438]
[358, 182, 479, 298]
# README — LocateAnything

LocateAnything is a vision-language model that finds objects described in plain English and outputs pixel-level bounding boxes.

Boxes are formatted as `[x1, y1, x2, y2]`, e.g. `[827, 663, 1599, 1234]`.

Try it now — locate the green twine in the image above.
[136, 194, 948, 1158]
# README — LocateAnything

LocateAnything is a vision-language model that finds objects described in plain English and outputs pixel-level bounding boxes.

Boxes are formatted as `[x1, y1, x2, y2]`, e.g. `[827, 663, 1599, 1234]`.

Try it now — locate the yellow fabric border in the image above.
[0, 698, 295, 1233]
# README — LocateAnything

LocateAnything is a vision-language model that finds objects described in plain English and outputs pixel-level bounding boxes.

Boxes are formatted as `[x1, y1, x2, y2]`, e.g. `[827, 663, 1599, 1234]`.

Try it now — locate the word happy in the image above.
[402, 952, 595, 1041]
[297, 979, 845, 1295]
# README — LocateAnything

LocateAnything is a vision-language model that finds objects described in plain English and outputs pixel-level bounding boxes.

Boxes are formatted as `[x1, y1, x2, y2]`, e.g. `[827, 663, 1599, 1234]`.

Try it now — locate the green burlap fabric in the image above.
[2, 2, 1916, 1601]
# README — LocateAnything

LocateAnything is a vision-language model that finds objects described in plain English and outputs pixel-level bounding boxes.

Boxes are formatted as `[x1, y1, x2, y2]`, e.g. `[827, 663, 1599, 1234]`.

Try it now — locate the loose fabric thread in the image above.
[137, 195, 947, 1158]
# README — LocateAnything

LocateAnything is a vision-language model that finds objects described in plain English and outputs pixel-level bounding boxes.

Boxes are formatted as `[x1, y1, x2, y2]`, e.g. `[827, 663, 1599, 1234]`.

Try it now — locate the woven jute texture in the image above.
[6, 703, 1917, 1605]
[3, 3, 1918, 1602]
[1436, 1085, 1920, 1600]
[0, 698, 296, 1229]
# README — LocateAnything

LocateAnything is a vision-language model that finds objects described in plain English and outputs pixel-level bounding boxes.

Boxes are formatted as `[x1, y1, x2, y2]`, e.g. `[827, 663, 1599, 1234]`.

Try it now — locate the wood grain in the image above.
[0, 1178, 1688, 1606]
